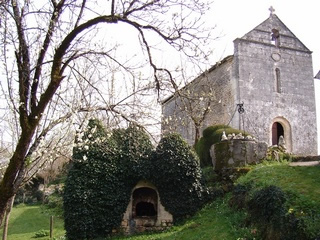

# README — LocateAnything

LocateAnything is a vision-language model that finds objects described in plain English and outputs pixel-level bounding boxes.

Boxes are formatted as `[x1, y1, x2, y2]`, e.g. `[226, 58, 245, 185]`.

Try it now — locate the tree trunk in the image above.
[0, 127, 35, 227]
[194, 127, 200, 146]
[2, 196, 15, 240]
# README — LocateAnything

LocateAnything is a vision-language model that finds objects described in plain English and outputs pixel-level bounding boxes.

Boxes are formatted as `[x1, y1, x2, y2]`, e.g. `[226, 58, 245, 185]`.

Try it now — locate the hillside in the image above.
[115, 161, 320, 240]
[0, 161, 319, 239]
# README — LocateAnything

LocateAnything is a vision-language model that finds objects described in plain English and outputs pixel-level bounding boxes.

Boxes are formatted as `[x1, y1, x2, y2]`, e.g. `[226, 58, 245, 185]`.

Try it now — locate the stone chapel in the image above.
[162, 11, 318, 155]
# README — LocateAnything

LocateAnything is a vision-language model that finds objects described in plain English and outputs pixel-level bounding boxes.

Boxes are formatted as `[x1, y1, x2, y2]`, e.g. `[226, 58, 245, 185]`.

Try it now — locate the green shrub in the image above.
[202, 124, 230, 138]
[33, 229, 49, 238]
[151, 133, 209, 220]
[45, 193, 64, 217]
[64, 121, 153, 240]
[229, 184, 251, 210]
[265, 145, 293, 162]
[248, 185, 286, 224]
[201, 166, 219, 188]
[247, 185, 308, 240]
[14, 177, 45, 205]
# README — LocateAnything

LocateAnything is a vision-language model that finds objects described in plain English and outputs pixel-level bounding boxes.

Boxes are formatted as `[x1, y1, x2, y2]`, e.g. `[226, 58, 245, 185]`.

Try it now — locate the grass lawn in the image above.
[0, 204, 65, 240]
[0, 199, 252, 240]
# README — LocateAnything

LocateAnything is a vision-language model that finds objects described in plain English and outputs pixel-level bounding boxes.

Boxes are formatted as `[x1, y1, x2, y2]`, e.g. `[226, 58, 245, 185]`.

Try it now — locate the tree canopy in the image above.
[0, 0, 213, 225]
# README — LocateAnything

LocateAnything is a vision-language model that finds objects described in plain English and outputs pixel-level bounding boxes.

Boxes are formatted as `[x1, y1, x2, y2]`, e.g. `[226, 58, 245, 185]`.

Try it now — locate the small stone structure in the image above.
[210, 138, 268, 170]
[122, 180, 173, 234]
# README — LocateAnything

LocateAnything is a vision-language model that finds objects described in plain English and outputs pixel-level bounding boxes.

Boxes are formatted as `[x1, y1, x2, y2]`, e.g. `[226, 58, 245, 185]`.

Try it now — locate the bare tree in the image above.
[162, 56, 234, 145]
[162, 75, 219, 145]
[0, 0, 213, 225]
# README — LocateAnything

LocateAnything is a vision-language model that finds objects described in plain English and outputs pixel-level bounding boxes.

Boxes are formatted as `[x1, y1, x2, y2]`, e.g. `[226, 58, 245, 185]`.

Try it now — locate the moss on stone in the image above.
[195, 125, 248, 167]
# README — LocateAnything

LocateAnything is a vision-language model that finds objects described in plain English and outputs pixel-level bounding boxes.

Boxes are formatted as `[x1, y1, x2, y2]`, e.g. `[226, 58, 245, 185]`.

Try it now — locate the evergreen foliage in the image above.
[64, 120, 208, 239]
[64, 121, 153, 240]
[247, 185, 308, 240]
[151, 133, 209, 220]
[195, 124, 246, 167]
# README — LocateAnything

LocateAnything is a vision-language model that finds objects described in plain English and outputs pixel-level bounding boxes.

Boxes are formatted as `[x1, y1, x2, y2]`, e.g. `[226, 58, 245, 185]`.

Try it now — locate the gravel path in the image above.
[289, 161, 320, 167]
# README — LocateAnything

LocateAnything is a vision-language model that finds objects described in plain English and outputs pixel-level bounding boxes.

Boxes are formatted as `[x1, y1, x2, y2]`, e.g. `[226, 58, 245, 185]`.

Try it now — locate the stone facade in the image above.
[122, 180, 173, 234]
[162, 13, 318, 155]
[162, 56, 235, 145]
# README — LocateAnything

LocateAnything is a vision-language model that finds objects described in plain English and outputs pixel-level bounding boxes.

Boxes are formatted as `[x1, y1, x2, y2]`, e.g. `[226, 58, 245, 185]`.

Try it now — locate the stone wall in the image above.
[210, 139, 268, 170]
[162, 56, 235, 145]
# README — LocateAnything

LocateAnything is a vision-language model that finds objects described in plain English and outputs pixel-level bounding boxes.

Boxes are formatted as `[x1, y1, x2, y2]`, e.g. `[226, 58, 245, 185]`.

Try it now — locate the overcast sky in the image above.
[207, 0, 320, 153]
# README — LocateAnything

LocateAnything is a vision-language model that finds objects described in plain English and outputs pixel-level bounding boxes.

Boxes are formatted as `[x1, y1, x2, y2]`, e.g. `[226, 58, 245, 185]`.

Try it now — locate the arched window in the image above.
[275, 68, 281, 93]
[271, 29, 280, 47]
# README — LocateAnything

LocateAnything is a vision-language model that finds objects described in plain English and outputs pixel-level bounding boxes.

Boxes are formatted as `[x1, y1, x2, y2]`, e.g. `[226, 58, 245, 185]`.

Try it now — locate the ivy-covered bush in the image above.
[246, 185, 307, 240]
[64, 120, 153, 240]
[64, 120, 209, 239]
[151, 133, 209, 220]
[195, 124, 247, 167]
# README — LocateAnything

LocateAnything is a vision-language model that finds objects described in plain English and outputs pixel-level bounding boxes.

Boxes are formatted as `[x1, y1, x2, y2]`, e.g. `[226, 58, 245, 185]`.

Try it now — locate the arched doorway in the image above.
[272, 122, 284, 145]
[270, 117, 292, 152]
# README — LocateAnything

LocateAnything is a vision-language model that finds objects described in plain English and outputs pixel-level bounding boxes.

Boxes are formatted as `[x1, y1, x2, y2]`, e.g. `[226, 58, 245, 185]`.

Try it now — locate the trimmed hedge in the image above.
[64, 120, 208, 239]
[195, 124, 247, 167]
[64, 121, 153, 240]
[151, 133, 209, 220]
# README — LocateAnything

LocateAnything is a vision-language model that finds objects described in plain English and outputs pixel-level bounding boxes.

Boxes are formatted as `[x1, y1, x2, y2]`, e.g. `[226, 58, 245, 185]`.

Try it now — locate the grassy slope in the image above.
[1, 161, 319, 240]
[236, 161, 320, 207]
[236, 161, 320, 238]
[113, 199, 251, 240]
[117, 161, 320, 240]
[0, 204, 65, 240]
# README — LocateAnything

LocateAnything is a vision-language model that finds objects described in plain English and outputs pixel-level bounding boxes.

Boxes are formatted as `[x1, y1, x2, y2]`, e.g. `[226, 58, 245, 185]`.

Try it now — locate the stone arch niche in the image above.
[132, 187, 157, 218]
[121, 180, 173, 234]
[270, 117, 292, 152]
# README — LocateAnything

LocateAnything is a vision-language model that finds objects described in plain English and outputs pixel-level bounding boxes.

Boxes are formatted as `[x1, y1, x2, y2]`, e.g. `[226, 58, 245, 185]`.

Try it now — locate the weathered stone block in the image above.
[210, 140, 268, 170]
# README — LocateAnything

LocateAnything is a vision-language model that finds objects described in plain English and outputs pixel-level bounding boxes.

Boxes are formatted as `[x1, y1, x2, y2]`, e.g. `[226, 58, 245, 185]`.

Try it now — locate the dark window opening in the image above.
[271, 29, 280, 47]
[272, 122, 284, 145]
[136, 202, 157, 217]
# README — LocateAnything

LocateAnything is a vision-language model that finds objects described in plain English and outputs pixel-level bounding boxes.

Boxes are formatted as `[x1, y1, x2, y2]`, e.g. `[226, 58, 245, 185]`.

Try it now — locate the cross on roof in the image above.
[269, 6, 275, 15]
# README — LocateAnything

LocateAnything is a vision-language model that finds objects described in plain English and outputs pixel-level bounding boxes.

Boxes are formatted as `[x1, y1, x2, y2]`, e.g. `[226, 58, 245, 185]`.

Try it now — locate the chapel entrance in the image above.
[272, 122, 284, 145]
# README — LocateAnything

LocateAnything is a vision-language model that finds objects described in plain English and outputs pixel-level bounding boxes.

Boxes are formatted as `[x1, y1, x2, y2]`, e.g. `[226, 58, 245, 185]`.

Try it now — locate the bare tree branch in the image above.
[0, 0, 214, 226]
[31, 0, 66, 111]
